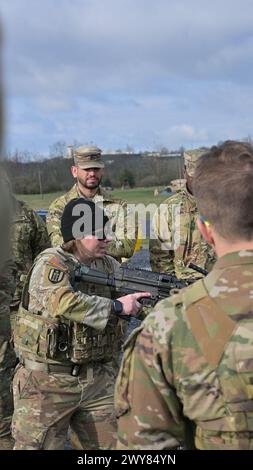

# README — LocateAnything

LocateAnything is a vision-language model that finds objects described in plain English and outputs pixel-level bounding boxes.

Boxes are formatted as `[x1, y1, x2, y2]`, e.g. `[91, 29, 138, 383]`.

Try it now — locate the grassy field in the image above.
[17, 187, 171, 249]
[17, 186, 170, 210]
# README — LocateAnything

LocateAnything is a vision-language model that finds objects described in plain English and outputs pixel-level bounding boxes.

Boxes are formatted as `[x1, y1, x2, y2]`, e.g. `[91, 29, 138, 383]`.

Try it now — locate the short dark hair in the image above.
[61, 240, 76, 253]
[193, 140, 253, 241]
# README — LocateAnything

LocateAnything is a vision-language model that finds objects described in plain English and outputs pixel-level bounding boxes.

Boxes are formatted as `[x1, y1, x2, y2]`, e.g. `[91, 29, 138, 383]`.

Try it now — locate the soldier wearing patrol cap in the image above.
[116, 140, 253, 450]
[12, 198, 149, 450]
[149, 147, 215, 279]
[47, 145, 137, 262]
[10, 197, 51, 329]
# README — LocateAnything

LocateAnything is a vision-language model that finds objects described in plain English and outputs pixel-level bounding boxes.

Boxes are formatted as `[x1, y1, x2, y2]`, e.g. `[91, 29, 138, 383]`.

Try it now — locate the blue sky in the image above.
[1, 0, 253, 156]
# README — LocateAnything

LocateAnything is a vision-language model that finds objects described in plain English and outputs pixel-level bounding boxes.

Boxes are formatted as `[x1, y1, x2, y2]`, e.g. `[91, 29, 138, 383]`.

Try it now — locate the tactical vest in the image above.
[177, 278, 253, 449]
[15, 255, 122, 365]
[174, 193, 212, 278]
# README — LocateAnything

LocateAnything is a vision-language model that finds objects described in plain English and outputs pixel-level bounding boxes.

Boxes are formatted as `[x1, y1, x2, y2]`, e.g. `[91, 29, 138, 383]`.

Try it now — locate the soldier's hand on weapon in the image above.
[118, 292, 151, 316]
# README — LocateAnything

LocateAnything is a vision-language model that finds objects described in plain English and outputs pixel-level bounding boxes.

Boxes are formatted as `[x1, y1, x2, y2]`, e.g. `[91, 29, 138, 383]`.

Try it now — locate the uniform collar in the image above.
[56, 246, 79, 266]
[202, 250, 253, 294]
[182, 186, 196, 206]
[213, 250, 253, 270]
[72, 183, 114, 202]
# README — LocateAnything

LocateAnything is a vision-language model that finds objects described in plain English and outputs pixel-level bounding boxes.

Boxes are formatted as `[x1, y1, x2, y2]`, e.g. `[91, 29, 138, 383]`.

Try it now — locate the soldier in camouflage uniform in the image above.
[0, 172, 16, 450]
[10, 198, 50, 328]
[169, 178, 186, 192]
[0, 27, 17, 449]
[47, 145, 137, 261]
[149, 148, 215, 279]
[115, 140, 253, 450]
[12, 198, 149, 450]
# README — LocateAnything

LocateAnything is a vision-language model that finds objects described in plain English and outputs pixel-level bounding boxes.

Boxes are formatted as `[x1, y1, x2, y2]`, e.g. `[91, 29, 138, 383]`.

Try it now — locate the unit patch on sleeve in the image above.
[48, 268, 65, 283]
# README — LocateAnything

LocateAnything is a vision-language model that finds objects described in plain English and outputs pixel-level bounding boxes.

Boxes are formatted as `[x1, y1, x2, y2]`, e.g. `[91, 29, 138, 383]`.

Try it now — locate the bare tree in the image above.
[49, 141, 67, 158]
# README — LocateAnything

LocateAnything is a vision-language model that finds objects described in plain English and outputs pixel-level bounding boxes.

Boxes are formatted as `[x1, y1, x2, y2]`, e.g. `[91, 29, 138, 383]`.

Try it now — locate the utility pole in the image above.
[38, 169, 43, 199]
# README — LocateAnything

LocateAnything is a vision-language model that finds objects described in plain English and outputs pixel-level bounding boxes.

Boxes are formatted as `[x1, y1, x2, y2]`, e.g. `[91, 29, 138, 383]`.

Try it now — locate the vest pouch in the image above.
[15, 306, 60, 360]
[70, 322, 117, 364]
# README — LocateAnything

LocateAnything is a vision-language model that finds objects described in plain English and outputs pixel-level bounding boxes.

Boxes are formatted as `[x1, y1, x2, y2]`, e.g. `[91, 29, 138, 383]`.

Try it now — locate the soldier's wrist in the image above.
[111, 299, 123, 316]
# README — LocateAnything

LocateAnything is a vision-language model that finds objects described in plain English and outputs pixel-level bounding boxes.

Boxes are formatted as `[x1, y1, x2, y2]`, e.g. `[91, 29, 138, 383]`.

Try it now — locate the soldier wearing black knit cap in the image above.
[12, 198, 150, 450]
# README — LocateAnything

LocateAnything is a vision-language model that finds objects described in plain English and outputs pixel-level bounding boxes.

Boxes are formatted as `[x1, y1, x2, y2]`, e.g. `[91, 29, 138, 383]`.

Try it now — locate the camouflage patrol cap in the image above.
[184, 148, 207, 176]
[73, 145, 104, 169]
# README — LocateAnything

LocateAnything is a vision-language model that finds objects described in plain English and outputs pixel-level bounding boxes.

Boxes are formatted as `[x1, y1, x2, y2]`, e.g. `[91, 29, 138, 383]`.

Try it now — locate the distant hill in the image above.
[3, 153, 183, 194]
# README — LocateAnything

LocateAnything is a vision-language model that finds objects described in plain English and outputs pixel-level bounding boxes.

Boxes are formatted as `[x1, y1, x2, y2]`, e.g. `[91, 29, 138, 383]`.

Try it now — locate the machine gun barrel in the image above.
[74, 265, 189, 308]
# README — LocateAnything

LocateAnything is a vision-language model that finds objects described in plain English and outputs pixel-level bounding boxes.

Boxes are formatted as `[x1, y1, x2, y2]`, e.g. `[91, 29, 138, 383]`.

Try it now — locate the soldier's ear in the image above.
[71, 166, 78, 178]
[197, 217, 214, 246]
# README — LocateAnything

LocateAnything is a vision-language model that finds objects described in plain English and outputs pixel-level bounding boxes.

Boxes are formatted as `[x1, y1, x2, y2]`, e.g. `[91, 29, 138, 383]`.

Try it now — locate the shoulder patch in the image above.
[47, 256, 67, 271]
[48, 268, 65, 283]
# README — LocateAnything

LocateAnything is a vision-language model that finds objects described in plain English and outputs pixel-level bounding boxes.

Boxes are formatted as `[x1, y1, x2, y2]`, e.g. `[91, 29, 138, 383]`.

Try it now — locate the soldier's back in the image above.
[149, 251, 253, 449]
[150, 188, 215, 277]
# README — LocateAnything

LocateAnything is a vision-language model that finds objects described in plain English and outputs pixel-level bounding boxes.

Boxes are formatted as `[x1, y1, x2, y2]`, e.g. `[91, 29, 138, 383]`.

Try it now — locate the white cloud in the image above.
[167, 125, 209, 143]
[1, 0, 253, 152]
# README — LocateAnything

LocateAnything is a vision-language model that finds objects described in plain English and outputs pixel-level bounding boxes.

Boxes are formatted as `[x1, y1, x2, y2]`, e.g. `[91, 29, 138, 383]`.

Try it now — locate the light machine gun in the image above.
[73, 265, 193, 320]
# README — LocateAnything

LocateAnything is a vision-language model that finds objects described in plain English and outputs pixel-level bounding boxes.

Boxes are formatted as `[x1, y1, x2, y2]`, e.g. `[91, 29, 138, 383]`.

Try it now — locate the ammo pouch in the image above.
[15, 310, 120, 364]
[14, 262, 67, 361]
[15, 305, 61, 360]
[69, 321, 119, 364]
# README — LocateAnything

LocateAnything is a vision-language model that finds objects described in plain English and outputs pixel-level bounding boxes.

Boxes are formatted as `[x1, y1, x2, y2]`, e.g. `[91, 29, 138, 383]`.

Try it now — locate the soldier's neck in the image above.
[214, 237, 253, 258]
[77, 183, 99, 199]
[73, 248, 93, 266]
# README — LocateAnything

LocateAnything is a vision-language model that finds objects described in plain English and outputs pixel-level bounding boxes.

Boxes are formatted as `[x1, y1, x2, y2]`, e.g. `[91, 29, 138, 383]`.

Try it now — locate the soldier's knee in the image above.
[71, 411, 117, 450]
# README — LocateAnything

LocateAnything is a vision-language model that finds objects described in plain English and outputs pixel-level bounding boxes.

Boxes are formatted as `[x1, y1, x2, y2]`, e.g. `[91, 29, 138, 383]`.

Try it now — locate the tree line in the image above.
[3, 153, 184, 194]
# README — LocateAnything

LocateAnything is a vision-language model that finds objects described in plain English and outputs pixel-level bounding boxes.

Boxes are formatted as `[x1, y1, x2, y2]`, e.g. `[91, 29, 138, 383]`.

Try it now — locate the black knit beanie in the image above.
[60, 198, 109, 242]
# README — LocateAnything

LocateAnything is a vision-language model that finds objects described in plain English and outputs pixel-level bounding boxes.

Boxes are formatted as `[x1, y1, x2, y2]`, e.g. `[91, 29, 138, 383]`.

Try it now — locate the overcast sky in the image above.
[1, 0, 253, 155]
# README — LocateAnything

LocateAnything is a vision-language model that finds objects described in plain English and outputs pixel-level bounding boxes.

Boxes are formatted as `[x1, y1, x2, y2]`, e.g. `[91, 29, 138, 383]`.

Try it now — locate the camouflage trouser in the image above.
[12, 361, 118, 450]
[0, 337, 16, 438]
[10, 306, 18, 337]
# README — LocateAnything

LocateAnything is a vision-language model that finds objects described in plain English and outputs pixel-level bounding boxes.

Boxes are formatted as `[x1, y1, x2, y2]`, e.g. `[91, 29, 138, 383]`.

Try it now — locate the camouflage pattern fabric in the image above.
[13, 361, 117, 450]
[0, 171, 16, 443]
[47, 184, 137, 260]
[169, 178, 186, 192]
[184, 148, 207, 177]
[12, 247, 126, 449]
[115, 251, 253, 450]
[0, 170, 13, 270]
[0, 261, 16, 439]
[0, 38, 17, 447]
[11, 199, 50, 314]
[149, 187, 216, 278]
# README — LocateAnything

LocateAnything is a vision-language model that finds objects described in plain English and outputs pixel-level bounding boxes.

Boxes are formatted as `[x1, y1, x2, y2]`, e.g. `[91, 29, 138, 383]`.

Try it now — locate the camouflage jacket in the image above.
[46, 184, 137, 260]
[149, 187, 215, 278]
[0, 171, 17, 385]
[16, 247, 126, 364]
[0, 169, 13, 269]
[115, 250, 253, 450]
[11, 199, 50, 308]
[0, 170, 16, 337]
[0, 260, 16, 340]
